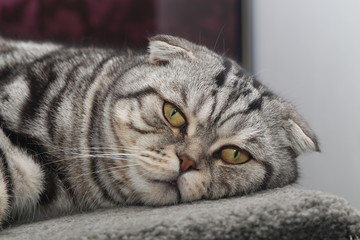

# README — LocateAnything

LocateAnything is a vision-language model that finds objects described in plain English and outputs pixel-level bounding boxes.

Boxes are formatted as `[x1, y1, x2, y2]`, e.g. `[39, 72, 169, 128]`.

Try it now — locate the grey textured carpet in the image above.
[1, 186, 359, 240]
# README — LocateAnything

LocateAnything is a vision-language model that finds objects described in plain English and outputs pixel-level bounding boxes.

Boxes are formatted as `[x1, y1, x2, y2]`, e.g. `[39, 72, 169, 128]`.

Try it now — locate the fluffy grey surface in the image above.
[1, 186, 359, 240]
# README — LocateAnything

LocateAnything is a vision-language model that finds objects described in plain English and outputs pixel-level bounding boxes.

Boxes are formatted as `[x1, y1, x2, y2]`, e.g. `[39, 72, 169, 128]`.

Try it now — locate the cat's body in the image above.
[0, 35, 319, 226]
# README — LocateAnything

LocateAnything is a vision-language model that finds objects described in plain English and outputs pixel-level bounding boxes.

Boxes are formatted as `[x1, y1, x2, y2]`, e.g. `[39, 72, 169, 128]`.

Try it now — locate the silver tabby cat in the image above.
[0, 35, 319, 226]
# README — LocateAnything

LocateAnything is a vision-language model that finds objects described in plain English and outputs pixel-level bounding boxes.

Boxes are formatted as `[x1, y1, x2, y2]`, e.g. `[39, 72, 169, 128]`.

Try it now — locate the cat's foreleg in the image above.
[0, 128, 46, 227]
[0, 157, 11, 227]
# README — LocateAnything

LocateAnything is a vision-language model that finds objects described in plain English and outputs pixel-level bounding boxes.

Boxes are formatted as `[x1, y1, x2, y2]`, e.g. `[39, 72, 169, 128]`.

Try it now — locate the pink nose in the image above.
[178, 155, 197, 172]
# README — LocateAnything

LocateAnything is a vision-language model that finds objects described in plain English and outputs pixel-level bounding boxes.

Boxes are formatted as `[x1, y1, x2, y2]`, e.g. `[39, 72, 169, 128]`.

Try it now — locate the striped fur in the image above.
[0, 35, 319, 226]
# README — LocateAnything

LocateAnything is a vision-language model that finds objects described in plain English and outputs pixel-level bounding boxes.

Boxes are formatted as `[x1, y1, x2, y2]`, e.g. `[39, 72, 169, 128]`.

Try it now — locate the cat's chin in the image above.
[139, 172, 207, 205]
[139, 180, 181, 206]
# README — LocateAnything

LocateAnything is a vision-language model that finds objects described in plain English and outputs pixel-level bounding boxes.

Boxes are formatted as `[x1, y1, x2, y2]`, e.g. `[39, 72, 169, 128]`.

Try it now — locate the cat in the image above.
[0, 35, 319, 227]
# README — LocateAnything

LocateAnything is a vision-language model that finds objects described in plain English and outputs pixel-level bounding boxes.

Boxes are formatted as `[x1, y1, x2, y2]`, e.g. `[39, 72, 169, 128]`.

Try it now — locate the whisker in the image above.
[213, 24, 226, 51]
[41, 146, 135, 155]
[41, 153, 139, 166]
[72, 164, 141, 180]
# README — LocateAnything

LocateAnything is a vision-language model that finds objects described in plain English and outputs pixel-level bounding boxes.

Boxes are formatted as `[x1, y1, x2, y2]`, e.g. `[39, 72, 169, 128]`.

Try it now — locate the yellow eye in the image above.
[220, 147, 251, 164]
[163, 102, 187, 128]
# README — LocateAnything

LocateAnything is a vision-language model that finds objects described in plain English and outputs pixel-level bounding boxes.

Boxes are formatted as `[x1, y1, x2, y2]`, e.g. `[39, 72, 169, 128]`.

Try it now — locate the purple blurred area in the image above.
[0, 0, 156, 47]
[156, 0, 239, 60]
[0, 0, 241, 60]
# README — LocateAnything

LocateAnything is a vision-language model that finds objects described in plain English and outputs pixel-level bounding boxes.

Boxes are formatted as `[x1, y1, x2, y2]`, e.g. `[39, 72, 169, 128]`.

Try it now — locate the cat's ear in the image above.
[148, 35, 195, 65]
[283, 104, 320, 155]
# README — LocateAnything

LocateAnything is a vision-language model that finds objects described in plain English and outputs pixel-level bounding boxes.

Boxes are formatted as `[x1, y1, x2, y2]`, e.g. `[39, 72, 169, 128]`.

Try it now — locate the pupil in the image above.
[233, 150, 239, 159]
[171, 108, 178, 117]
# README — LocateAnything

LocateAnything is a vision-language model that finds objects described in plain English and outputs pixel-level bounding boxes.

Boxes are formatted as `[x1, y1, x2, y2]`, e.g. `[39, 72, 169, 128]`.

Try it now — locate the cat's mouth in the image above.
[152, 179, 179, 190]
[149, 172, 199, 203]
[169, 180, 178, 187]
[152, 179, 181, 200]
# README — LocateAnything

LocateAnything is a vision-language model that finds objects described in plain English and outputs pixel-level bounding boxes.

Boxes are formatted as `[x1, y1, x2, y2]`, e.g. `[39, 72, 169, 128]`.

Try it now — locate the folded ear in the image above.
[283, 104, 320, 155]
[148, 35, 195, 65]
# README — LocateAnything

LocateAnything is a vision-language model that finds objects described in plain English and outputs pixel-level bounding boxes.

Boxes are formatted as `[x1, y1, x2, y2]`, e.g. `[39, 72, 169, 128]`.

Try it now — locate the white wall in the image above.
[251, 0, 360, 209]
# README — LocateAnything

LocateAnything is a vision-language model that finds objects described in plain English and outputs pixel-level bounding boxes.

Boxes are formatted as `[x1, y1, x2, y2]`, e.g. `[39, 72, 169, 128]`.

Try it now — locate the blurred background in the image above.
[250, 0, 360, 210]
[1, 0, 359, 209]
[0, 0, 242, 60]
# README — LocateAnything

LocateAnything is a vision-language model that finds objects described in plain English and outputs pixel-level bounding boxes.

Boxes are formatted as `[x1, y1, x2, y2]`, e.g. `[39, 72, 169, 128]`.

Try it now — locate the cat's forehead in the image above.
[159, 57, 248, 93]
[178, 59, 268, 108]
[160, 59, 275, 129]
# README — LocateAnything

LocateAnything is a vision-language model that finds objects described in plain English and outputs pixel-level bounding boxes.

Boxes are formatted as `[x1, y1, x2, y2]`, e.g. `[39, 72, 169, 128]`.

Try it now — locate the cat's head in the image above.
[108, 35, 319, 205]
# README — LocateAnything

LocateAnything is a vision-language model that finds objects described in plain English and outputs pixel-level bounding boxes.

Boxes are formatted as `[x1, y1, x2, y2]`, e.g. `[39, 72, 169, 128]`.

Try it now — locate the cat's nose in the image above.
[178, 155, 197, 172]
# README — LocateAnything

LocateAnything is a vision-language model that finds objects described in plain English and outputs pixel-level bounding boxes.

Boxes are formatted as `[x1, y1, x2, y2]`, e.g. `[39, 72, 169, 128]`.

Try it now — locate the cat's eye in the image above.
[219, 146, 251, 164]
[163, 102, 187, 128]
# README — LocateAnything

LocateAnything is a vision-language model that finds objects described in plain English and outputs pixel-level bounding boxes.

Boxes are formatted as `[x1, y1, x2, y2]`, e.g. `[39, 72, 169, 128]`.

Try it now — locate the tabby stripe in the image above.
[0, 149, 14, 228]
[211, 89, 218, 97]
[71, 53, 114, 95]
[1, 47, 62, 89]
[90, 157, 121, 205]
[180, 86, 188, 106]
[208, 90, 218, 122]
[80, 53, 120, 106]
[218, 90, 272, 127]
[20, 49, 78, 123]
[24, 52, 119, 129]
[79, 54, 130, 156]
[115, 87, 160, 100]
[86, 58, 145, 142]
[215, 59, 232, 87]
[235, 69, 245, 78]
[87, 53, 119, 85]
[82, 54, 132, 202]
[220, 179, 232, 196]
[207, 164, 217, 199]
[0, 148, 14, 211]
[285, 146, 298, 159]
[71, 54, 119, 149]
[252, 79, 262, 89]
[243, 97, 263, 114]
[211, 79, 251, 126]
[88, 84, 121, 205]
[0, 47, 15, 55]
[103, 60, 144, 100]
[212, 88, 253, 126]
[192, 93, 208, 117]
[89, 130, 120, 204]
[21, 61, 58, 122]
[239, 89, 252, 97]
[0, 125, 75, 205]
[217, 100, 263, 127]
[260, 91, 275, 98]
[99, 159, 128, 202]
[217, 110, 243, 128]
[285, 146, 299, 183]
[47, 62, 83, 140]
[21, 46, 66, 89]
[259, 161, 274, 190]
[0, 66, 13, 85]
